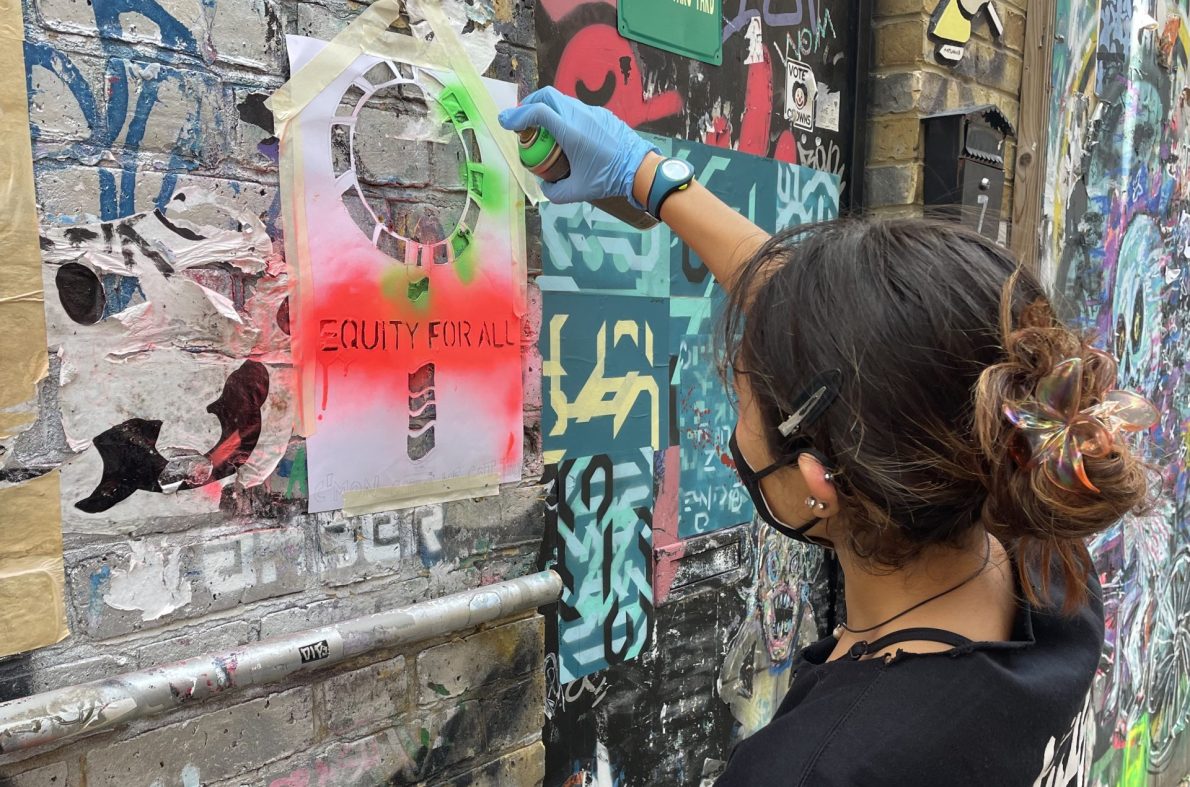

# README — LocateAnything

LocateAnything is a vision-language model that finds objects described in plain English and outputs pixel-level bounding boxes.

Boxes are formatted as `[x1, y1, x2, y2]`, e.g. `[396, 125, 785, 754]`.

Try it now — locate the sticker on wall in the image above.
[785, 60, 817, 131]
[929, 0, 1004, 64]
[276, 34, 525, 514]
[618, 0, 723, 66]
[744, 16, 765, 65]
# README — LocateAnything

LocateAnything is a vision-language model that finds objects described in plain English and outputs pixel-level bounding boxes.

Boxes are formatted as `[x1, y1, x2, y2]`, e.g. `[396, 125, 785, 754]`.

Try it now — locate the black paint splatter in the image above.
[75, 362, 270, 512]
[56, 262, 106, 325]
[153, 209, 205, 241]
[116, 223, 174, 275]
[236, 92, 275, 135]
[75, 419, 169, 513]
[190, 360, 270, 486]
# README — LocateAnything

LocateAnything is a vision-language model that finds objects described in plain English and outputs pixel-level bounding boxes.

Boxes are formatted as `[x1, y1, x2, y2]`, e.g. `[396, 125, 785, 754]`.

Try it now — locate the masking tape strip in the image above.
[415, 0, 543, 205]
[0, 0, 51, 437]
[342, 472, 500, 517]
[0, 472, 69, 657]
[266, 1, 445, 122]
[276, 125, 318, 437]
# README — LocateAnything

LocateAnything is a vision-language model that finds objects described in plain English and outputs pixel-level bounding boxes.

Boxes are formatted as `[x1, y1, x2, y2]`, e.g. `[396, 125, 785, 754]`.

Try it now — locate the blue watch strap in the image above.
[647, 158, 695, 219]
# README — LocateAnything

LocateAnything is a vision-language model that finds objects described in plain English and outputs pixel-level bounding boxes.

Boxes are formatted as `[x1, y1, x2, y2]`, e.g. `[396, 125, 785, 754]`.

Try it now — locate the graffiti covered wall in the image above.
[1, 0, 553, 783]
[1043, 0, 1190, 783]
[536, 0, 864, 204]
[535, 2, 857, 783]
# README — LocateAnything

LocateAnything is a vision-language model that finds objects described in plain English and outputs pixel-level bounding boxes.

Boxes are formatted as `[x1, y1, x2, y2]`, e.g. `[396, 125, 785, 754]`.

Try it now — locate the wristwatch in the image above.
[646, 157, 696, 220]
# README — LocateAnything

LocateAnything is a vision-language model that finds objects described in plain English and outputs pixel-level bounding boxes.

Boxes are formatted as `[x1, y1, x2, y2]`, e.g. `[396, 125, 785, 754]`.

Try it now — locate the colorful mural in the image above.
[536, 0, 864, 204]
[538, 124, 841, 780]
[1043, 0, 1190, 781]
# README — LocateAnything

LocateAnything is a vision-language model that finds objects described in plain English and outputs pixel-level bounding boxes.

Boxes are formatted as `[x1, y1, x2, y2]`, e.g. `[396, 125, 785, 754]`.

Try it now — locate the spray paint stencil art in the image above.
[279, 36, 525, 513]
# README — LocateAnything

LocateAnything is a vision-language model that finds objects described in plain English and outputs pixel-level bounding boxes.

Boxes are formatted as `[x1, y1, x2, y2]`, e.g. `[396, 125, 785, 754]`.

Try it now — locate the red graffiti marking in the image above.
[541, 0, 616, 22]
[652, 445, 685, 605]
[738, 51, 773, 156]
[554, 24, 683, 128]
[699, 51, 779, 158]
[703, 116, 732, 148]
[774, 129, 797, 163]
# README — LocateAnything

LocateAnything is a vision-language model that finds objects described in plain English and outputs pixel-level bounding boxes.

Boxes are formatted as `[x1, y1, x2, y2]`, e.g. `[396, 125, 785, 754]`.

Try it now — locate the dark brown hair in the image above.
[721, 216, 1152, 610]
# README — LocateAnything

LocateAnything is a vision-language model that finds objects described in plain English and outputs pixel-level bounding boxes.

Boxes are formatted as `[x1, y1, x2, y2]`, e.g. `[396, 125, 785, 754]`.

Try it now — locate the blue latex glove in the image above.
[498, 86, 659, 207]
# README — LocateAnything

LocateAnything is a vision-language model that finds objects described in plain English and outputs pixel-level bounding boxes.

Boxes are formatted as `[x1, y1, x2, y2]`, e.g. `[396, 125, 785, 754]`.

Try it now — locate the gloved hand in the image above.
[498, 86, 659, 207]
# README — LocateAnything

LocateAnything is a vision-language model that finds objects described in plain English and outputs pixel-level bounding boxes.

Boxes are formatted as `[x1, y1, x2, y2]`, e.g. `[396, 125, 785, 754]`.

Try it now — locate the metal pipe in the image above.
[0, 570, 561, 754]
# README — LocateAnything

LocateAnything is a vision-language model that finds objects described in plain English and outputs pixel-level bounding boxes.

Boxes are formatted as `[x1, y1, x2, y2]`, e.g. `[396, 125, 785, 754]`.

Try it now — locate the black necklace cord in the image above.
[832, 533, 993, 638]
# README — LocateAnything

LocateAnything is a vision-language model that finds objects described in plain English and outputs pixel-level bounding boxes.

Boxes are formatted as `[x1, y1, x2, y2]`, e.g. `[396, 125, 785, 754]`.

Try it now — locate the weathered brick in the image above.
[83, 689, 315, 786]
[0, 761, 69, 786]
[24, 654, 133, 694]
[208, 1, 290, 74]
[316, 510, 419, 587]
[210, 729, 418, 787]
[868, 114, 922, 163]
[258, 578, 429, 640]
[869, 70, 924, 115]
[874, 19, 926, 67]
[136, 620, 253, 668]
[493, 0, 536, 48]
[320, 656, 409, 735]
[417, 616, 543, 704]
[418, 699, 486, 777]
[949, 40, 1024, 96]
[873, 0, 932, 16]
[482, 674, 545, 751]
[488, 41, 539, 102]
[865, 163, 923, 208]
[427, 741, 545, 787]
[918, 70, 1020, 122]
[71, 527, 306, 639]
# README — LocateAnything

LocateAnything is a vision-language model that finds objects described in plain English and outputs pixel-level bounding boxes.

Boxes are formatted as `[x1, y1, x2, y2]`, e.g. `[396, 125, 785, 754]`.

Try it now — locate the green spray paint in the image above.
[1121, 714, 1150, 787]
[286, 444, 308, 499]
[432, 80, 512, 285]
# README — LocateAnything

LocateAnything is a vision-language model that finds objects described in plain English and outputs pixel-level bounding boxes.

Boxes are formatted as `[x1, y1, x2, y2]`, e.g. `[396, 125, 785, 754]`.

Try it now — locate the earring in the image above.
[806, 496, 826, 512]
[823, 472, 835, 484]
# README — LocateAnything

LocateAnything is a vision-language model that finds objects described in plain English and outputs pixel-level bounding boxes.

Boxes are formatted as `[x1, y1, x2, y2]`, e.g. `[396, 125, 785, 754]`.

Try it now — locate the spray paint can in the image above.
[517, 127, 659, 231]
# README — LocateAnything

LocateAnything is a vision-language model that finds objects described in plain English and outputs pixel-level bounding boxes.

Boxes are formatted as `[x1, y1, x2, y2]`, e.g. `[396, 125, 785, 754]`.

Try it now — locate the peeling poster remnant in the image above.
[39, 192, 294, 531]
[276, 34, 525, 514]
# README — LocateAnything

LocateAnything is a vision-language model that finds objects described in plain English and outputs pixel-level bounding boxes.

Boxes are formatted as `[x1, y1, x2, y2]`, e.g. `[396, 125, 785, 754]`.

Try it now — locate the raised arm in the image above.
[499, 87, 770, 291]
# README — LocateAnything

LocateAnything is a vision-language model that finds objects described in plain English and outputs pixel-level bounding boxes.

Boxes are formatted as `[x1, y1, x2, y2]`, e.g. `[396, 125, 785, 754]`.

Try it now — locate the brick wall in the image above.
[866, 0, 1027, 216]
[0, 0, 548, 784]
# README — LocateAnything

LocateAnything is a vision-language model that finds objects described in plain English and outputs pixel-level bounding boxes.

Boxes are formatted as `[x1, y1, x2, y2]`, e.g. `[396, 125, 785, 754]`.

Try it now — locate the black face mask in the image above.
[728, 370, 842, 547]
[728, 431, 833, 546]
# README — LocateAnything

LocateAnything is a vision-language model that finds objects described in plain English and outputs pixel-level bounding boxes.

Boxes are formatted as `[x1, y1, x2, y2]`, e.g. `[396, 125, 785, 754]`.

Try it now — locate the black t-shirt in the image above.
[716, 562, 1104, 786]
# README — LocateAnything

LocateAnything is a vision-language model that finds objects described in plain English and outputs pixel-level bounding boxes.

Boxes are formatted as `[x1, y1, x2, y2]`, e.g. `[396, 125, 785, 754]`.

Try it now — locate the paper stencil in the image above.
[280, 37, 524, 513]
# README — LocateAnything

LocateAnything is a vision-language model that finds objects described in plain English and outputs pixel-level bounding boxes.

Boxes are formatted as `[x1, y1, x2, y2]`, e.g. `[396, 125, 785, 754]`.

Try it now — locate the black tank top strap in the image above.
[846, 627, 973, 660]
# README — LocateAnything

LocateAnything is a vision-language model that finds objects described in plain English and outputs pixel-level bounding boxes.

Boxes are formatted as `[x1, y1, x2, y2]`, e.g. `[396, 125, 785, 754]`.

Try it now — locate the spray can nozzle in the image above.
[515, 126, 659, 231]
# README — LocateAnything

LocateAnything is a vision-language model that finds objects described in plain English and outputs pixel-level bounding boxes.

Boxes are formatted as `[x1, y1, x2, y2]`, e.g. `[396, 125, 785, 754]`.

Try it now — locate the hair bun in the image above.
[975, 283, 1155, 608]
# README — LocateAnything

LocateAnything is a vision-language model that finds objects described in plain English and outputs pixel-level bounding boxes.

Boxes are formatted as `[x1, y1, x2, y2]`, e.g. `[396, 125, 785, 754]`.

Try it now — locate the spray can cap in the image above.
[517, 126, 558, 169]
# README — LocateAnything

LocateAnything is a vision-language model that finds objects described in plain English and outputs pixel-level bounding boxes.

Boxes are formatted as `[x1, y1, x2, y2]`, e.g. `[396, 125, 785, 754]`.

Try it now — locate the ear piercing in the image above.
[823, 472, 835, 484]
[805, 496, 827, 512]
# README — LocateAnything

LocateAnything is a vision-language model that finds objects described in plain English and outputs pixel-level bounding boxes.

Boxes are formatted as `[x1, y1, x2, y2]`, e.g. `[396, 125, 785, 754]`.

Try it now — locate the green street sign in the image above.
[618, 0, 723, 67]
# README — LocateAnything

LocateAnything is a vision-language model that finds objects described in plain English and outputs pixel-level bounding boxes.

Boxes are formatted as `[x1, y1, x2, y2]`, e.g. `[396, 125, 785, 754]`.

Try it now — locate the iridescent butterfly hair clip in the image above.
[1003, 351, 1159, 494]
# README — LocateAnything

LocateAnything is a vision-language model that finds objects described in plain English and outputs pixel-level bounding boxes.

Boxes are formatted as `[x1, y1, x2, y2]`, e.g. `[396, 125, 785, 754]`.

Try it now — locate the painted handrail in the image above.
[0, 570, 562, 754]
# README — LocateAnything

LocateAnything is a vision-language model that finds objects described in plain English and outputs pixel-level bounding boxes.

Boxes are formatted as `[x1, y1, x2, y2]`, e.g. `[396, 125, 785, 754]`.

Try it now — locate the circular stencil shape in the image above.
[332, 61, 483, 266]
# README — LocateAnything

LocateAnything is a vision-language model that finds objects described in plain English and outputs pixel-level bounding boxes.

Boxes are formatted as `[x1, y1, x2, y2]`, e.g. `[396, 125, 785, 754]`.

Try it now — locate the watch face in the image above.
[661, 158, 694, 180]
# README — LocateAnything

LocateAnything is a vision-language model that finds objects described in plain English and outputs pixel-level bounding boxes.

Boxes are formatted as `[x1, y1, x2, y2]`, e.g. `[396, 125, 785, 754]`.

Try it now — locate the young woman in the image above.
[500, 88, 1157, 785]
